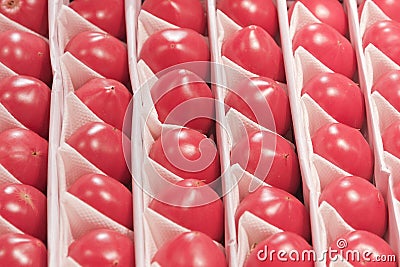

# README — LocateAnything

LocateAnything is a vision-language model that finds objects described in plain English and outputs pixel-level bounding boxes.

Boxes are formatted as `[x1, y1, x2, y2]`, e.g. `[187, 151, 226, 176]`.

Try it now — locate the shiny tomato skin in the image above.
[312, 123, 373, 180]
[382, 120, 400, 158]
[0, 183, 47, 243]
[359, 0, 400, 23]
[0, 233, 47, 267]
[0, 128, 48, 193]
[235, 186, 311, 241]
[142, 0, 206, 35]
[372, 70, 400, 112]
[152, 231, 227, 267]
[68, 229, 134, 267]
[0, 30, 52, 86]
[301, 72, 365, 129]
[222, 25, 285, 82]
[293, 23, 356, 79]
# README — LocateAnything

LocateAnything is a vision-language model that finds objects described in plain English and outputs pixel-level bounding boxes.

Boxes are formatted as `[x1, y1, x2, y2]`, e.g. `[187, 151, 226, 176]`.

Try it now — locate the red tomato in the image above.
[235, 186, 311, 241]
[288, 0, 348, 36]
[65, 31, 129, 86]
[359, 0, 400, 24]
[152, 231, 227, 267]
[293, 23, 356, 79]
[0, 128, 48, 193]
[66, 122, 131, 187]
[68, 173, 133, 229]
[312, 123, 373, 180]
[244, 232, 313, 267]
[225, 76, 291, 135]
[372, 70, 400, 112]
[0, 233, 47, 267]
[150, 69, 214, 135]
[0, 75, 51, 138]
[139, 28, 210, 77]
[0, 30, 52, 86]
[149, 128, 220, 184]
[320, 176, 387, 237]
[218, 0, 278, 37]
[142, 0, 206, 35]
[149, 179, 224, 242]
[75, 78, 132, 131]
[393, 181, 400, 201]
[0, 183, 46, 243]
[328, 231, 396, 266]
[231, 130, 300, 195]
[222, 25, 285, 82]
[70, 0, 126, 40]
[301, 72, 365, 129]
[382, 120, 400, 158]
[363, 20, 400, 66]
[68, 228, 134, 267]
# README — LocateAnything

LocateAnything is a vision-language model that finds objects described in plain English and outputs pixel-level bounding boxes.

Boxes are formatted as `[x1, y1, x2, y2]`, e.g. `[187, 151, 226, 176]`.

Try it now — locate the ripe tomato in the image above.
[68, 173, 132, 229]
[218, 0, 278, 37]
[70, 0, 126, 40]
[372, 70, 400, 112]
[142, 0, 206, 35]
[152, 231, 227, 267]
[0, 128, 48, 193]
[225, 76, 291, 135]
[0, 30, 52, 86]
[359, 0, 400, 23]
[0, 183, 46, 243]
[222, 25, 285, 82]
[312, 123, 373, 180]
[65, 31, 129, 86]
[328, 231, 396, 266]
[235, 186, 311, 241]
[0, 233, 47, 267]
[393, 181, 400, 201]
[244, 232, 313, 267]
[68, 229, 134, 267]
[231, 130, 300, 195]
[301, 72, 365, 129]
[293, 23, 356, 79]
[150, 69, 214, 135]
[320, 176, 387, 237]
[75, 78, 132, 131]
[149, 179, 224, 242]
[66, 122, 131, 187]
[288, 0, 348, 36]
[0, 75, 51, 139]
[149, 128, 220, 184]
[382, 120, 400, 158]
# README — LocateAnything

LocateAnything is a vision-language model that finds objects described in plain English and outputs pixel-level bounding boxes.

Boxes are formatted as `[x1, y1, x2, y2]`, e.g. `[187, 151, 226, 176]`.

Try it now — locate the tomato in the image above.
[359, 0, 400, 23]
[372, 70, 400, 113]
[68, 228, 134, 267]
[293, 23, 356, 79]
[0, 233, 47, 267]
[382, 120, 400, 158]
[301, 72, 365, 129]
[225, 76, 291, 135]
[0, 75, 51, 139]
[222, 25, 285, 82]
[320, 176, 387, 237]
[150, 69, 214, 135]
[149, 179, 224, 242]
[70, 0, 126, 40]
[235, 186, 311, 241]
[0, 30, 52, 86]
[75, 78, 132, 131]
[288, 0, 348, 36]
[328, 231, 396, 266]
[65, 31, 129, 86]
[231, 130, 300, 195]
[66, 122, 131, 187]
[68, 173, 132, 229]
[152, 231, 227, 267]
[0, 183, 46, 243]
[244, 232, 313, 267]
[142, 0, 206, 35]
[363, 20, 400, 66]
[312, 123, 373, 180]
[393, 181, 400, 201]
[0, 128, 48, 193]
[139, 28, 210, 77]
[149, 128, 220, 184]
[218, 0, 278, 37]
